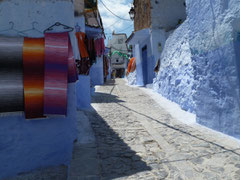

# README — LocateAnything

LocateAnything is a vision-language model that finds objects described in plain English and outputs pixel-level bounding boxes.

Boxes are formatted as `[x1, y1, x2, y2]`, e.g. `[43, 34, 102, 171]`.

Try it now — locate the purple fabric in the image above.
[44, 32, 69, 115]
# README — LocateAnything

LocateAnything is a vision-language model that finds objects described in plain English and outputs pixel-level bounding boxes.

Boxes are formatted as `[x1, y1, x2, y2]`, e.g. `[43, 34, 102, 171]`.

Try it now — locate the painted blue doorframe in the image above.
[142, 46, 148, 85]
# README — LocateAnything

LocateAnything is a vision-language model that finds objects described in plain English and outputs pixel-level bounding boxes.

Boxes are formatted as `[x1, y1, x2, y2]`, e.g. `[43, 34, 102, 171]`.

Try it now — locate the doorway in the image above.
[142, 45, 148, 85]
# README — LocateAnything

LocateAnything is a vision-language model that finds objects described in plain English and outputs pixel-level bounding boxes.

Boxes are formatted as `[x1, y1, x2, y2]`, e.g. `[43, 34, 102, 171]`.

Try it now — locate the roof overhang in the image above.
[126, 28, 151, 45]
[85, 25, 103, 37]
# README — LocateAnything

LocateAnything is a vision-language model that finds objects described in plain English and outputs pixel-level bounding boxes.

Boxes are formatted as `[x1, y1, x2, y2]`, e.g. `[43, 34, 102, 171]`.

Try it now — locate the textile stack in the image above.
[0, 32, 78, 119]
[0, 37, 24, 112]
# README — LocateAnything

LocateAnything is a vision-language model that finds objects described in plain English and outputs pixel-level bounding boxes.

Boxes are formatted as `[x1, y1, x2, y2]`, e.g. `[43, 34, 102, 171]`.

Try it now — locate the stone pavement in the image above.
[4, 165, 68, 180]
[71, 79, 240, 180]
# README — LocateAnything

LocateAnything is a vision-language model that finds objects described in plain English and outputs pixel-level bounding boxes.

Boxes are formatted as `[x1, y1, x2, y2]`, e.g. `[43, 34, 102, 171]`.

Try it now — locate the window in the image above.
[118, 39, 123, 44]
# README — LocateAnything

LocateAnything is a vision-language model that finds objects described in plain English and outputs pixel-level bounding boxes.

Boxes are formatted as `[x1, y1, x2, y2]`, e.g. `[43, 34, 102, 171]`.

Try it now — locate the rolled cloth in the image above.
[23, 38, 45, 119]
[44, 32, 69, 116]
[0, 37, 24, 112]
[68, 40, 78, 83]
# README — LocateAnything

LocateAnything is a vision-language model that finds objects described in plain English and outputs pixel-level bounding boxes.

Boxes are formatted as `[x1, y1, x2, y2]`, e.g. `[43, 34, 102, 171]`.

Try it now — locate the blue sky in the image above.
[98, 0, 134, 43]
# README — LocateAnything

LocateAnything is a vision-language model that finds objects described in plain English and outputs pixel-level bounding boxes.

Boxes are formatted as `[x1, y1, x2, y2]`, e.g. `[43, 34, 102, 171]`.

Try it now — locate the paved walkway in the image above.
[70, 79, 240, 180]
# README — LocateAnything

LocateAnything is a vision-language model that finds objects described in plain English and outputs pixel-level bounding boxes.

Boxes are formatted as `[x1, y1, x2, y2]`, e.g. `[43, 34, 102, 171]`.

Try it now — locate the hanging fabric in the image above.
[0, 37, 24, 112]
[76, 59, 91, 75]
[95, 38, 105, 57]
[23, 38, 45, 119]
[95, 38, 101, 57]
[68, 40, 78, 83]
[100, 38, 105, 55]
[75, 32, 89, 59]
[130, 58, 136, 72]
[126, 57, 136, 76]
[44, 32, 69, 116]
[87, 37, 96, 65]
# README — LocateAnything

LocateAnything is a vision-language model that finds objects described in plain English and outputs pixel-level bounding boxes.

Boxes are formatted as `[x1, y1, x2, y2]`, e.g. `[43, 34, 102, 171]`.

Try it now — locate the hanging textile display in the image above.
[126, 57, 136, 76]
[95, 38, 105, 57]
[44, 32, 69, 116]
[87, 37, 96, 65]
[0, 31, 78, 119]
[95, 38, 101, 57]
[130, 58, 136, 72]
[0, 37, 24, 112]
[23, 38, 45, 119]
[76, 32, 89, 59]
[68, 40, 78, 83]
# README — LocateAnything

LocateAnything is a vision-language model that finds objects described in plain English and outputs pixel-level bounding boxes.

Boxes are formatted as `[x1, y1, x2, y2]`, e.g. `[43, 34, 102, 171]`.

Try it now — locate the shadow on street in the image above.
[86, 87, 151, 179]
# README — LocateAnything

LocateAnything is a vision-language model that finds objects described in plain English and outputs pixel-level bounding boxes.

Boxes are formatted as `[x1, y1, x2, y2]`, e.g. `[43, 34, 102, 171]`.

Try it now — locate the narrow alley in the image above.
[70, 79, 240, 180]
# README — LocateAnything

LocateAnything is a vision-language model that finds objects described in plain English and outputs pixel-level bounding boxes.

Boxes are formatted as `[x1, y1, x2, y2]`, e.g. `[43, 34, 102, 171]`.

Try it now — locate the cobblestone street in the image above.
[76, 79, 240, 180]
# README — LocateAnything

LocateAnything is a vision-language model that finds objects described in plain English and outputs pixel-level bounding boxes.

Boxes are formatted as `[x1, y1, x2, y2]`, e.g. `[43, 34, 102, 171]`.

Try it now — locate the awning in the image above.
[126, 28, 151, 45]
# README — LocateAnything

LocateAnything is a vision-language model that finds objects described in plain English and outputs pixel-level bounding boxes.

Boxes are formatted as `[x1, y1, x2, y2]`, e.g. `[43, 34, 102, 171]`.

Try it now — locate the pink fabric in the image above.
[44, 32, 69, 115]
[68, 40, 78, 83]
[95, 38, 101, 57]
[101, 38, 105, 55]
[95, 38, 105, 57]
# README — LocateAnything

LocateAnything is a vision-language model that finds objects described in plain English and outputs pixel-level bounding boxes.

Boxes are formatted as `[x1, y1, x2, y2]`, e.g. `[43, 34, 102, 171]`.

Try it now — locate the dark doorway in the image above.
[142, 45, 148, 85]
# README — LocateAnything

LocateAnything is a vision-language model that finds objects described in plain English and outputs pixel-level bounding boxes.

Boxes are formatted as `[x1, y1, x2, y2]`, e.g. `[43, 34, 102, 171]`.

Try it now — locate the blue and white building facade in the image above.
[127, 0, 186, 86]
[128, 0, 240, 139]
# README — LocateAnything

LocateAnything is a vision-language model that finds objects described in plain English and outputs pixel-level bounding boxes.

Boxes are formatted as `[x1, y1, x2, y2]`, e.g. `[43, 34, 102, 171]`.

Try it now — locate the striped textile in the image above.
[68, 40, 78, 83]
[23, 38, 45, 119]
[0, 37, 24, 112]
[44, 33, 69, 116]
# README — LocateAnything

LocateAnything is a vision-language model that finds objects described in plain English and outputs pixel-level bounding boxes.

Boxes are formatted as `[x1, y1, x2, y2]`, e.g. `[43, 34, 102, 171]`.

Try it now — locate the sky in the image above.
[98, 0, 134, 44]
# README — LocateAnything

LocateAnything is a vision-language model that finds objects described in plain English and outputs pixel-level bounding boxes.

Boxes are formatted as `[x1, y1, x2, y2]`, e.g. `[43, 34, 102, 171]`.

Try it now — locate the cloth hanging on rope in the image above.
[0, 37, 24, 112]
[130, 58, 136, 73]
[23, 38, 45, 119]
[76, 59, 91, 75]
[68, 40, 78, 83]
[87, 37, 96, 65]
[126, 57, 136, 76]
[76, 32, 89, 59]
[44, 32, 69, 116]
[100, 38, 105, 56]
[94, 38, 105, 57]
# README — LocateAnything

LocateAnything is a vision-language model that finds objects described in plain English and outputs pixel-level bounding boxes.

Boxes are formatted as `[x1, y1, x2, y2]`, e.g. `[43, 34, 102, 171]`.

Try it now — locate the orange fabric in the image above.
[130, 58, 136, 72]
[23, 38, 45, 119]
[76, 32, 89, 58]
[127, 57, 136, 73]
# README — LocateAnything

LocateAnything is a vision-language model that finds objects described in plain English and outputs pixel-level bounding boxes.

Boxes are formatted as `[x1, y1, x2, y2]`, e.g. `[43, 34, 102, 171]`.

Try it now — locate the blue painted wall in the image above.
[0, 0, 77, 178]
[133, 35, 154, 86]
[76, 75, 91, 110]
[90, 56, 104, 86]
[153, 21, 195, 112]
[188, 0, 240, 138]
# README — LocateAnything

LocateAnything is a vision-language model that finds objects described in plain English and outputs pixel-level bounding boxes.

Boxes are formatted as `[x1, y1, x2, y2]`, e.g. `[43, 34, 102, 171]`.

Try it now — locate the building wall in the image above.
[153, 21, 195, 112]
[134, 0, 151, 31]
[151, 0, 186, 31]
[150, 28, 167, 78]
[133, 36, 153, 86]
[109, 34, 128, 67]
[0, 0, 77, 178]
[90, 55, 104, 86]
[188, 0, 240, 138]
[74, 0, 84, 16]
